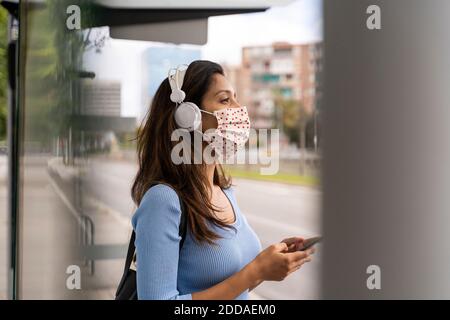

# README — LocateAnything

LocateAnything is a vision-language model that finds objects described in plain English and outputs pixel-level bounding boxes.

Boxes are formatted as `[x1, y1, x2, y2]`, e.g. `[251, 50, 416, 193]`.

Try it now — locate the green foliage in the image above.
[23, 0, 95, 147]
[0, 8, 8, 140]
[272, 89, 312, 147]
[225, 167, 319, 187]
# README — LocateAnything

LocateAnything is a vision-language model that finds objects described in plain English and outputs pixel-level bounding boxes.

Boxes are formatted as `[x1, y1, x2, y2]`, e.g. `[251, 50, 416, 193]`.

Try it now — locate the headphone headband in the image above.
[168, 65, 188, 104]
[168, 64, 202, 132]
[168, 65, 188, 101]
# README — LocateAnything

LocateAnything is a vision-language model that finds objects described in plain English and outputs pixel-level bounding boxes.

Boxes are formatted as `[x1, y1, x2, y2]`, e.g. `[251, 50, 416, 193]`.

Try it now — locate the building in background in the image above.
[81, 79, 121, 117]
[76, 79, 135, 156]
[239, 42, 323, 135]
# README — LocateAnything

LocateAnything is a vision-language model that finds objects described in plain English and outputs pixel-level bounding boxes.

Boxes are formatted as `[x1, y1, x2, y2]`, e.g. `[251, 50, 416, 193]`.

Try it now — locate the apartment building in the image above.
[238, 42, 323, 130]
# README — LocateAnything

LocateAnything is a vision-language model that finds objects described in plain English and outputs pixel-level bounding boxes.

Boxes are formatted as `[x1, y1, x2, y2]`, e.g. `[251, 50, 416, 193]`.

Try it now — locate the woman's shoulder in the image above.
[132, 183, 182, 228]
[141, 183, 180, 203]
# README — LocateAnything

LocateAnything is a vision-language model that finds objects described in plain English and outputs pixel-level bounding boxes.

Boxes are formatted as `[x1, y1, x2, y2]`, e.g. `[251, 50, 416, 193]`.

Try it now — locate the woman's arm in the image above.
[133, 185, 313, 300]
[191, 243, 314, 300]
[249, 279, 264, 292]
[133, 185, 192, 300]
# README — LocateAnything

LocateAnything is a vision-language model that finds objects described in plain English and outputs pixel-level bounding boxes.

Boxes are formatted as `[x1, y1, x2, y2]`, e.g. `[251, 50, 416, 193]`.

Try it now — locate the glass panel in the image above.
[0, 6, 8, 299]
[18, 0, 87, 299]
[16, 0, 323, 300]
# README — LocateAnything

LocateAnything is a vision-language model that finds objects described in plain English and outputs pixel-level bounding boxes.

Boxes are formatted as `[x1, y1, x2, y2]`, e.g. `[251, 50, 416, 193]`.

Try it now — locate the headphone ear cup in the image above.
[170, 89, 186, 104]
[174, 102, 202, 131]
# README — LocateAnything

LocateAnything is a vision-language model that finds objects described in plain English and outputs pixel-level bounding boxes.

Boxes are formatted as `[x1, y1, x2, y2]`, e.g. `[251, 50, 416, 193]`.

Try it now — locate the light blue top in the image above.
[131, 184, 262, 300]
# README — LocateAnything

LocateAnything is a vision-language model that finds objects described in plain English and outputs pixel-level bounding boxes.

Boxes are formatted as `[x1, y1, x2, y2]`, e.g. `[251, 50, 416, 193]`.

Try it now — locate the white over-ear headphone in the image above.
[168, 65, 202, 132]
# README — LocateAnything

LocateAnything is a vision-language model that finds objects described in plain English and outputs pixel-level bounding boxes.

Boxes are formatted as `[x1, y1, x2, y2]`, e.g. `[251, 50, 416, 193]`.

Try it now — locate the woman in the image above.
[131, 60, 315, 300]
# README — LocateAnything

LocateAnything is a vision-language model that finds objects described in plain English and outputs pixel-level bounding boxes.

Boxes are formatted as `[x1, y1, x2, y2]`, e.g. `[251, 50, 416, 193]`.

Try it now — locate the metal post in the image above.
[6, 12, 19, 300]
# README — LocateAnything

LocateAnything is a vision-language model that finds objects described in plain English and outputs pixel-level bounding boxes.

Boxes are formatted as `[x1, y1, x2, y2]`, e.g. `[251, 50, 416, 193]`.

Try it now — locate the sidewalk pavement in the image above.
[0, 155, 8, 299]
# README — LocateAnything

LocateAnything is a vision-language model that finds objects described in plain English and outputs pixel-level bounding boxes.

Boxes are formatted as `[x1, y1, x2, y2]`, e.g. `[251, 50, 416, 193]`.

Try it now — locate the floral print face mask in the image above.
[201, 106, 251, 160]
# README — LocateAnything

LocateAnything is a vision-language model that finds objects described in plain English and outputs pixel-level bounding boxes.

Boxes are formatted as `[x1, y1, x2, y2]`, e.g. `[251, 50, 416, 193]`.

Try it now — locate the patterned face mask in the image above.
[201, 106, 251, 160]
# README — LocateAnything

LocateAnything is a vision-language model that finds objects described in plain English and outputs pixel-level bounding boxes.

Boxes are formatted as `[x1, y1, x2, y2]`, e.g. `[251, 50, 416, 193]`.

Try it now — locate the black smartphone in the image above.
[298, 236, 322, 251]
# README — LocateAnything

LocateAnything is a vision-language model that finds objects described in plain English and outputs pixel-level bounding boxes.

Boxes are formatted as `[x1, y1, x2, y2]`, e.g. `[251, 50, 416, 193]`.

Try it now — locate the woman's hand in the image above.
[248, 242, 314, 284]
[281, 236, 305, 252]
[191, 242, 315, 299]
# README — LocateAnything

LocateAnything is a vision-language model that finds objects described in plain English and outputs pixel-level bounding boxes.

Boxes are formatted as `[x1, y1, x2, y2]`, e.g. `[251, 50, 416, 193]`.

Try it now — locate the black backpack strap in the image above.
[116, 230, 136, 296]
[120, 230, 136, 278]
[178, 195, 188, 250]
[124, 185, 188, 271]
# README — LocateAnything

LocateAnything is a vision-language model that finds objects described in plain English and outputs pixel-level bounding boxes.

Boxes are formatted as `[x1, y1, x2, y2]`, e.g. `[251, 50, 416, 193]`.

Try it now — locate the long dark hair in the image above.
[131, 60, 234, 245]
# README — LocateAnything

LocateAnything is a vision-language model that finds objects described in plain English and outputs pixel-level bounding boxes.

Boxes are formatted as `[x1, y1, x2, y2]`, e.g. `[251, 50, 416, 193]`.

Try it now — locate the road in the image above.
[83, 156, 322, 300]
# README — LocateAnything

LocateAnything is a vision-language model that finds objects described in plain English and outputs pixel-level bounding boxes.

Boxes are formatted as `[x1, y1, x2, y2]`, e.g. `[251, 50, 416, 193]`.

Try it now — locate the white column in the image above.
[322, 0, 450, 298]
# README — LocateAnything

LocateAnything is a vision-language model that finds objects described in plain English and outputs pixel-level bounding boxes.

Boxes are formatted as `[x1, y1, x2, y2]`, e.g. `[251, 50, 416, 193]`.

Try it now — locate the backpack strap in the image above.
[121, 229, 136, 276]
[178, 194, 188, 250]
[123, 185, 188, 274]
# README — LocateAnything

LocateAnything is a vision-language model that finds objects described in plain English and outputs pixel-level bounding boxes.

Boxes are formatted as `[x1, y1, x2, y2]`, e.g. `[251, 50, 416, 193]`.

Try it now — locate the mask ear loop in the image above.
[200, 109, 214, 116]
[197, 109, 218, 143]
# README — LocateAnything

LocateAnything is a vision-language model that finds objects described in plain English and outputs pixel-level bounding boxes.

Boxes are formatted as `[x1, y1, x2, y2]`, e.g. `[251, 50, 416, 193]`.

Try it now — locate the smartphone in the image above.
[298, 236, 322, 251]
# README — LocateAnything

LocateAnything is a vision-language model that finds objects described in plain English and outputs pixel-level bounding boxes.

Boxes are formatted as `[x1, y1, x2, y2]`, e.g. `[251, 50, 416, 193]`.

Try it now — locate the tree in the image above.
[23, 0, 102, 156]
[273, 89, 311, 148]
[0, 8, 7, 142]
[273, 90, 313, 175]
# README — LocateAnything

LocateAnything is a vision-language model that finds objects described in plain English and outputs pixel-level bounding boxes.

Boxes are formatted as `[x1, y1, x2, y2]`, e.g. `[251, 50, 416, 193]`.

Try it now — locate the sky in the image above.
[203, 0, 323, 65]
[82, 0, 323, 118]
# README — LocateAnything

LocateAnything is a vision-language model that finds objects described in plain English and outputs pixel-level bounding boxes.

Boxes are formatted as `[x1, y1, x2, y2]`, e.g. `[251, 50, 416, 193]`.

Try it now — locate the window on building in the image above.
[280, 87, 293, 99]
